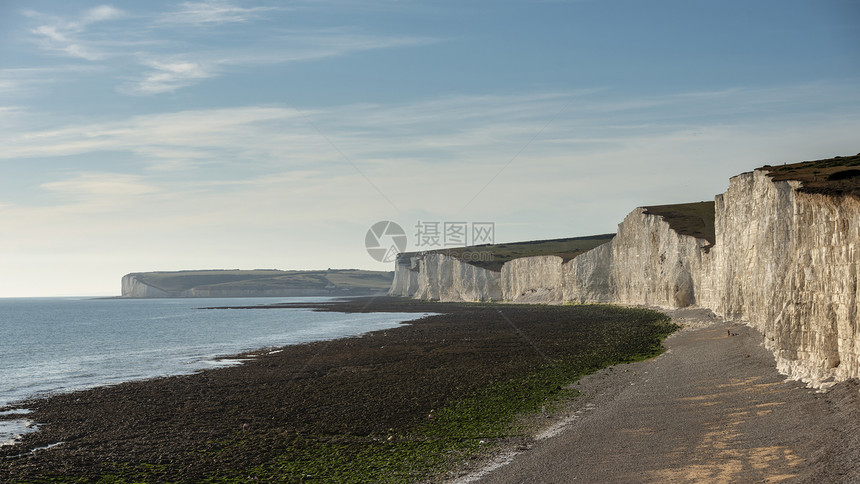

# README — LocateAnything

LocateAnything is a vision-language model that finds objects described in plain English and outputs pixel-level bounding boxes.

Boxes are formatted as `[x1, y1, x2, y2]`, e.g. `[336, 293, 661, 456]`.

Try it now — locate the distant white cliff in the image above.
[122, 269, 393, 298]
[122, 274, 171, 298]
[391, 253, 501, 302]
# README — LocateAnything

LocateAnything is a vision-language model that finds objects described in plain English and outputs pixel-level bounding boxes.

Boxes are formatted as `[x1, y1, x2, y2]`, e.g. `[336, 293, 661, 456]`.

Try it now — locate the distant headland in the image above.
[121, 269, 393, 298]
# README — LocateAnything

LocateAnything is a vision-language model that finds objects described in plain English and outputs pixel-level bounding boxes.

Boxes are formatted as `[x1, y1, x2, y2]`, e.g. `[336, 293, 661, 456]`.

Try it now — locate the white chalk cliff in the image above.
[390, 166, 860, 387]
[702, 170, 860, 386]
[392, 253, 501, 302]
[121, 274, 171, 298]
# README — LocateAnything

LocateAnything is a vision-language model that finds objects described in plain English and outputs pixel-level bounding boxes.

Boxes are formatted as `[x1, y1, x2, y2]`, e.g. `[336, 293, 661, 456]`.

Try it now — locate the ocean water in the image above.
[0, 297, 428, 446]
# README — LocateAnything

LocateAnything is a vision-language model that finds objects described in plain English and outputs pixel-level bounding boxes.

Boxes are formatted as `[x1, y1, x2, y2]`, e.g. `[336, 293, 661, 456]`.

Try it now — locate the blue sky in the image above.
[1, 0, 858, 296]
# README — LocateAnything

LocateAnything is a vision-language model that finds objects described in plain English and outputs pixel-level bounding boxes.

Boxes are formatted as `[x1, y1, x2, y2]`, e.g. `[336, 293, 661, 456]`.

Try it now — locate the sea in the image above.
[0, 297, 429, 446]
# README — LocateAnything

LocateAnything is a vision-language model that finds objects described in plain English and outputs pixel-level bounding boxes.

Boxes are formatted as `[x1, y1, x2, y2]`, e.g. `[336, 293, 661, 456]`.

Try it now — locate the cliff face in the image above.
[390, 253, 501, 302]
[390, 256, 421, 298]
[501, 256, 564, 303]
[598, 208, 709, 309]
[391, 165, 860, 386]
[417, 253, 502, 302]
[703, 171, 860, 386]
[563, 242, 614, 303]
[122, 274, 170, 298]
[496, 209, 709, 306]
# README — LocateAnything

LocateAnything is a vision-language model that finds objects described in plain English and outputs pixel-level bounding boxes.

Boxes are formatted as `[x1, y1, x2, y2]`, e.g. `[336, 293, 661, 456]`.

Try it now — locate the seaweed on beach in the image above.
[0, 298, 676, 483]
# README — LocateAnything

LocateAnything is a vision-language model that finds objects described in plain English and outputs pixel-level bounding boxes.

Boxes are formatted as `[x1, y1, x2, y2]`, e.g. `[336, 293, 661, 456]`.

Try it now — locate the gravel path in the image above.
[453, 313, 860, 483]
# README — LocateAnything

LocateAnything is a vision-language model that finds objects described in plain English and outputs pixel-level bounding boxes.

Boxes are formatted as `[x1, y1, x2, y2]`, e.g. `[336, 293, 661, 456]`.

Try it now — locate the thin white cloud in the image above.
[42, 173, 159, 199]
[127, 59, 216, 95]
[0, 66, 105, 99]
[19, 4, 439, 96]
[300, 30, 438, 53]
[159, 0, 279, 25]
[28, 5, 124, 61]
[31, 25, 104, 61]
[80, 5, 123, 24]
[117, 29, 437, 95]
[4, 84, 859, 172]
[2, 83, 857, 229]
[0, 106, 306, 167]
[33, 173, 163, 215]
[0, 69, 43, 95]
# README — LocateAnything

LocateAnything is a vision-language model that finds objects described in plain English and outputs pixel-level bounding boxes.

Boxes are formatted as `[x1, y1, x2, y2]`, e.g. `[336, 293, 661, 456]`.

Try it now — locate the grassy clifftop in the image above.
[124, 269, 393, 297]
[400, 234, 616, 272]
[643, 201, 716, 245]
[761, 153, 860, 198]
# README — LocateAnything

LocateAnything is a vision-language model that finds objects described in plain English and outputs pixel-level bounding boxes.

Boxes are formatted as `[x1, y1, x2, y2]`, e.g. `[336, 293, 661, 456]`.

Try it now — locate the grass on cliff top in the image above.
[760, 153, 860, 198]
[132, 269, 393, 294]
[401, 233, 615, 272]
[642, 201, 716, 245]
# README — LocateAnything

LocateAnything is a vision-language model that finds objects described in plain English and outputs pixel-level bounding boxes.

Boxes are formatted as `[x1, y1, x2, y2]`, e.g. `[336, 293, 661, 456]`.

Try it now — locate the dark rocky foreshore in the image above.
[0, 297, 674, 482]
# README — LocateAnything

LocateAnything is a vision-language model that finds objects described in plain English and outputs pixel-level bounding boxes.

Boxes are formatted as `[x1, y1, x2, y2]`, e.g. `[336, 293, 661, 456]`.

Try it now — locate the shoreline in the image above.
[5, 297, 856, 482]
[0, 296, 424, 449]
[0, 296, 418, 411]
[0, 297, 675, 482]
[96, 292, 390, 300]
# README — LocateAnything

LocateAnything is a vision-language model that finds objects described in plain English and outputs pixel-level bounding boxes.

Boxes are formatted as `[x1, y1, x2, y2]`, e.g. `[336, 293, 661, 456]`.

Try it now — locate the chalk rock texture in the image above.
[390, 255, 421, 298]
[585, 208, 709, 308]
[393, 253, 501, 302]
[390, 168, 860, 386]
[121, 274, 171, 298]
[501, 256, 564, 303]
[703, 170, 860, 386]
[562, 241, 614, 303]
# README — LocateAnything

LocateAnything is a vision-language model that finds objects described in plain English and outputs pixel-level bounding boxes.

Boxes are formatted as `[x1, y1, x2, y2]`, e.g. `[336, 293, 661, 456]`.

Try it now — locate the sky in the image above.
[0, 0, 858, 297]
